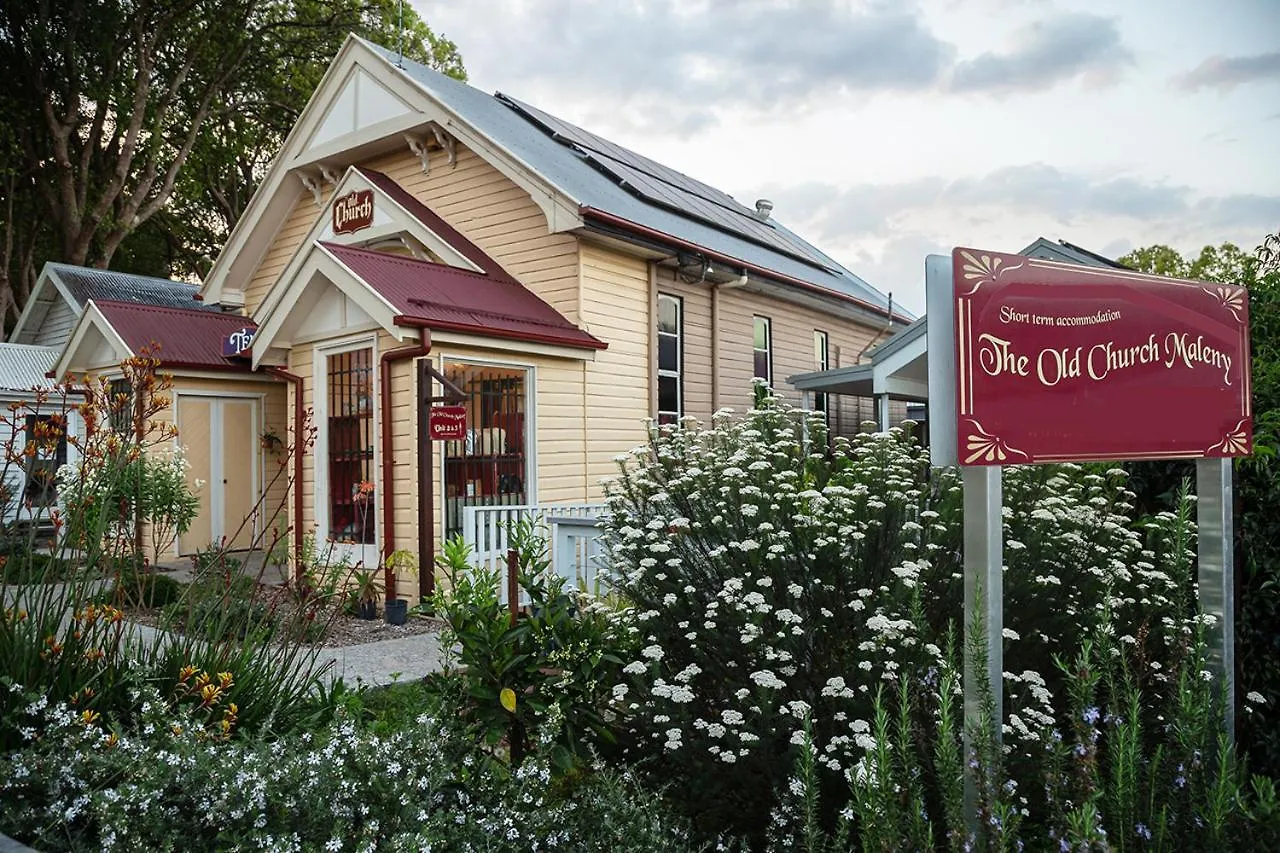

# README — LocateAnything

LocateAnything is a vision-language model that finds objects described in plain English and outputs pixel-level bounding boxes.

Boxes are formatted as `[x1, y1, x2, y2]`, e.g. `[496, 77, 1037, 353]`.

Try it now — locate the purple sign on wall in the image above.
[222, 327, 256, 357]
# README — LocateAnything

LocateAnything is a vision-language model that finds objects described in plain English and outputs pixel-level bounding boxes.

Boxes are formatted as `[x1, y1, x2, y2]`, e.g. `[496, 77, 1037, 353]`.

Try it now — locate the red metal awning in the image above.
[93, 300, 258, 372]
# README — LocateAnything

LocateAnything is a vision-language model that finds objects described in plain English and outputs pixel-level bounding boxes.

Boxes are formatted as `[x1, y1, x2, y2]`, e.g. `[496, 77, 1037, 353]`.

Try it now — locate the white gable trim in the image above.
[251, 166, 486, 332]
[10, 265, 83, 344]
[250, 244, 404, 368]
[201, 36, 582, 308]
[53, 301, 135, 380]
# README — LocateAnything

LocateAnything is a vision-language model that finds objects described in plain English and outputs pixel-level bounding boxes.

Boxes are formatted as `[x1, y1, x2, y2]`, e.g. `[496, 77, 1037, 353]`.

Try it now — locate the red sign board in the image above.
[332, 189, 374, 235]
[428, 405, 467, 441]
[953, 247, 1251, 465]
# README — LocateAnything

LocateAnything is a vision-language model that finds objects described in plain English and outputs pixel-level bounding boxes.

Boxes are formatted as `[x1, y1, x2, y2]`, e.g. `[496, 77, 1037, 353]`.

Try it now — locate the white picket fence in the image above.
[460, 503, 607, 602]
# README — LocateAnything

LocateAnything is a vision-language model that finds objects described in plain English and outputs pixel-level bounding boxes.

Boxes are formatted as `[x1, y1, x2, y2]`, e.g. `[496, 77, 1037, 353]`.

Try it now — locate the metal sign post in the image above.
[1197, 458, 1236, 741]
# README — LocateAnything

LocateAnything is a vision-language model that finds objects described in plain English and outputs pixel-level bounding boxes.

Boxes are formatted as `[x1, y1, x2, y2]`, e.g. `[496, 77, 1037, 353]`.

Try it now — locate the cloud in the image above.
[421, 0, 954, 133]
[1177, 52, 1280, 91]
[748, 166, 1278, 311]
[948, 12, 1132, 94]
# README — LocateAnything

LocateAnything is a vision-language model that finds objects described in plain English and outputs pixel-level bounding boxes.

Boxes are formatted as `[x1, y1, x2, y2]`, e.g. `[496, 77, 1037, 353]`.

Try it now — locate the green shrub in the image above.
[0, 682, 694, 852]
[425, 526, 628, 774]
[602, 394, 1236, 846]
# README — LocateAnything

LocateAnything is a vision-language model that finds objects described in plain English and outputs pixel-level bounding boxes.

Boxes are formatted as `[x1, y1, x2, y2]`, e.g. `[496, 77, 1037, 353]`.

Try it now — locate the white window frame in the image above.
[657, 293, 683, 424]
[753, 315, 773, 386]
[814, 330, 829, 417]
[313, 333, 380, 568]
[437, 353, 538, 538]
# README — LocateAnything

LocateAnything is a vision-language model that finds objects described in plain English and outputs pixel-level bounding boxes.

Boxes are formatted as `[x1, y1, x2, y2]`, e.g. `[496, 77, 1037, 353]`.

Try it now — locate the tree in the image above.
[0, 0, 464, 327]
[1119, 241, 1259, 284]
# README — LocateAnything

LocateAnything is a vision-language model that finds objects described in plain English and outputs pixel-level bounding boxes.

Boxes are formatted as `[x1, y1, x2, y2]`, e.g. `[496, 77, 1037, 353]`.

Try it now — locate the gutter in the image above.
[265, 366, 305, 581]
[391, 313, 607, 352]
[380, 320, 433, 603]
[579, 206, 910, 324]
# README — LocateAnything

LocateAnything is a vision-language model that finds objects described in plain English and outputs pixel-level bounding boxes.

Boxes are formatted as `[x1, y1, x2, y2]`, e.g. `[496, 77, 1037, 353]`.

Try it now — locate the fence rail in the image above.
[460, 503, 607, 603]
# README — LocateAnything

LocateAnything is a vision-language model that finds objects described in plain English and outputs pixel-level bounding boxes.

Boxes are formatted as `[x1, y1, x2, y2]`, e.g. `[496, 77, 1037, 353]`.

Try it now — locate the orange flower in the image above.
[104, 732, 119, 749]
[178, 665, 199, 682]
[199, 684, 223, 707]
[80, 709, 100, 726]
[216, 671, 234, 689]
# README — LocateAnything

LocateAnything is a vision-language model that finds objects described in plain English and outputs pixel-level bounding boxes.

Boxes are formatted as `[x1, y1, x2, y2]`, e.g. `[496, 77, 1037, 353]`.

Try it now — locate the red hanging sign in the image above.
[953, 247, 1252, 465]
[428, 405, 467, 441]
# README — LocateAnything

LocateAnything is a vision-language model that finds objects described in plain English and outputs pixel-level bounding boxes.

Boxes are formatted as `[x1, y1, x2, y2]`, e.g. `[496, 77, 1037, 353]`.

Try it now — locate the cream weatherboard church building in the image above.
[12, 36, 911, 590]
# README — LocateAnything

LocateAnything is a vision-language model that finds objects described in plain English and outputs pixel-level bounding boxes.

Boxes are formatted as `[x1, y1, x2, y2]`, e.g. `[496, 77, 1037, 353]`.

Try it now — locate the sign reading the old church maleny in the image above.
[332, 189, 374, 235]
[953, 247, 1252, 465]
[428, 405, 467, 441]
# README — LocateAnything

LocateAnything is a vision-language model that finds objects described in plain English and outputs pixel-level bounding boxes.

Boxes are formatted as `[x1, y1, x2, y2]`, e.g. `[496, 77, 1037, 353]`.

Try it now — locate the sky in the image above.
[413, 0, 1280, 316]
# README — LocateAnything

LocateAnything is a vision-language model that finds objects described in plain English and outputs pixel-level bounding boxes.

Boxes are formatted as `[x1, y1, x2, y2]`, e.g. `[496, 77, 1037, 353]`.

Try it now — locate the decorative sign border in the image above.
[952, 247, 1252, 466]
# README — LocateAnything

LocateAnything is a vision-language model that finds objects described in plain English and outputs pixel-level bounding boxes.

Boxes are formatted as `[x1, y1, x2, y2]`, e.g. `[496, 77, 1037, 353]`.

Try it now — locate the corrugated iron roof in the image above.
[92, 301, 256, 372]
[50, 264, 220, 312]
[0, 344, 60, 392]
[320, 242, 606, 351]
[362, 39, 912, 322]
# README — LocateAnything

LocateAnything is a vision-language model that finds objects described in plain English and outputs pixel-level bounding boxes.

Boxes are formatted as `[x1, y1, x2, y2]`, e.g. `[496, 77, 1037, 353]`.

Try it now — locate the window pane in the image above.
[754, 350, 770, 380]
[658, 375, 679, 414]
[658, 296, 679, 334]
[327, 348, 375, 544]
[657, 412, 678, 426]
[753, 317, 769, 350]
[658, 335, 679, 372]
[814, 331, 828, 369]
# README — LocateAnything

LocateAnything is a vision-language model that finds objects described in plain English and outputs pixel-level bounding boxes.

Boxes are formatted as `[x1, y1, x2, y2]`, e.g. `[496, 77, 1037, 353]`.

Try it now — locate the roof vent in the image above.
[754, 199, 773, 220]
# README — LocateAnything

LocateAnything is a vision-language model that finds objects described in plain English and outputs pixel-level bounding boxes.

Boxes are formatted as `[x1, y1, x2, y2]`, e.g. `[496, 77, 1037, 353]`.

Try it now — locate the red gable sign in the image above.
[428, 405, 467, 441]
[953, 247, 1252, 465]
[333, 189, 374, 235]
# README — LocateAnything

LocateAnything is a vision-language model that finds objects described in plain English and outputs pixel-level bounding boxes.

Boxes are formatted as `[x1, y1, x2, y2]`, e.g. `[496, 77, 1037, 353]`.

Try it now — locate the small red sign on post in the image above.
[333, 189, 374, 235]
[953, 247, 1252, 465]
[428, 405, 467, 441]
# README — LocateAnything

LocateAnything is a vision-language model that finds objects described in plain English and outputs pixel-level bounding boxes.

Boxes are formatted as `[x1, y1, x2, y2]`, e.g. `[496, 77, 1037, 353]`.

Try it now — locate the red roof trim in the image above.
[91, 300, 260, 372]
[354, 168, 505, 276]
[580, 205, 911, 323]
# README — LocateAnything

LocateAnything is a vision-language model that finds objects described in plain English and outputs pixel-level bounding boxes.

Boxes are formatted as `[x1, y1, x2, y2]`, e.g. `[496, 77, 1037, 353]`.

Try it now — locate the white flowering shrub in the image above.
[601, 393, 1212, 843]
[0, 680, 692, 852]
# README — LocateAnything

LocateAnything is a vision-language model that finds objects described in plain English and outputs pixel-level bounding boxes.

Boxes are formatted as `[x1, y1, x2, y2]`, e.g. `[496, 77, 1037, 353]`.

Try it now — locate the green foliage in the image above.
[0, 682, 693, 852]
[1121, 237, 1280, 778]
[426, 527, 627, 774]
[603, 394, 1253, 846]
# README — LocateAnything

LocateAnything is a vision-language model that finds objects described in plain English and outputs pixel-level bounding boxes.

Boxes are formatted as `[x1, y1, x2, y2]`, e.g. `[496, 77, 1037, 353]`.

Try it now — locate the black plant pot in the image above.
[356, 599, 377, 620]
[384, 598, 407, 626]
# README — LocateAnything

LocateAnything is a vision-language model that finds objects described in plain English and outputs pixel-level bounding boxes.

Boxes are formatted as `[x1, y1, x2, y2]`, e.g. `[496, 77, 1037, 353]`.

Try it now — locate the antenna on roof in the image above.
[396, 0, 405, 68]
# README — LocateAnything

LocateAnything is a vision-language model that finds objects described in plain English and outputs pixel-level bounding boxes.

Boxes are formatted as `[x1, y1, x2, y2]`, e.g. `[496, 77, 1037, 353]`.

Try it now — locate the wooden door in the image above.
[176, 397, 259, 555]
[220, 400, 256, 550]
[179, 398, 213, 555]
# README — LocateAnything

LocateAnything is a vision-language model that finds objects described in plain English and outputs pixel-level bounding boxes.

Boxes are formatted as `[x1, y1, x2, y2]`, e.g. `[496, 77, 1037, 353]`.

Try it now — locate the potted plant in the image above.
[383, 549, 418, 626]
[351, 567, 382, 620]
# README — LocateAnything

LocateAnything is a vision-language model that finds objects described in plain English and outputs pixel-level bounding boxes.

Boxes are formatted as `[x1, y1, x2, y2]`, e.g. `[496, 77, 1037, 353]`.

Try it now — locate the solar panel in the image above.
[498, 95, 836, 271]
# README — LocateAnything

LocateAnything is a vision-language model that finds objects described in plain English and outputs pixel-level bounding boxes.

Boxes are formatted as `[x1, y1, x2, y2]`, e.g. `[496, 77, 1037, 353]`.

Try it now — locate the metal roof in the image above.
[48, 263, 219, 312]
[0, 344, 60, 392]
[321, 242, 606, 351]
[364, 40, 909, 321]
[92, 301, 255, 372]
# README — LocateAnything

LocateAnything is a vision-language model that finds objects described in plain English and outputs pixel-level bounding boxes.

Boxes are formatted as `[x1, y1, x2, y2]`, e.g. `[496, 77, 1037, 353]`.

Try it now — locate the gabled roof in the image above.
[355, 167, 501, 275]
[56, 301, 256, 379]
[1020, 238, 1130, 270]
[12, 262, 216, 345]
[320, 242, 605, 351]
[0, 344, 60, 392]
[372, 41, 907, 321]
[199, 35, 905, 323]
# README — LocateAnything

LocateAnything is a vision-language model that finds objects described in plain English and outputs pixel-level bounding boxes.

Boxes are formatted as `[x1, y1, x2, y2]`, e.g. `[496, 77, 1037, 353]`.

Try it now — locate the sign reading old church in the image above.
[953, 247, 1252, 465]
[332, 189, 374, 235]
